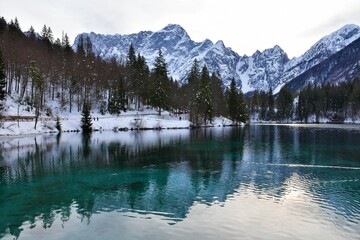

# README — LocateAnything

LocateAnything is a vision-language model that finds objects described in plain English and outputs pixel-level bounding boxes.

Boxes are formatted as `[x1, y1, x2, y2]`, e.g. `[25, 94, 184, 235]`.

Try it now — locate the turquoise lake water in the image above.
[0, 124, 360, 239]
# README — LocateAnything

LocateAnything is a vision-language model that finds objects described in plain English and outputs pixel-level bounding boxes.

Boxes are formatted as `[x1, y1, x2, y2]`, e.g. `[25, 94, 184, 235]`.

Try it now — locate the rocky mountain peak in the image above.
[162, 24, 187, 34]
[73, 24, 360, 93]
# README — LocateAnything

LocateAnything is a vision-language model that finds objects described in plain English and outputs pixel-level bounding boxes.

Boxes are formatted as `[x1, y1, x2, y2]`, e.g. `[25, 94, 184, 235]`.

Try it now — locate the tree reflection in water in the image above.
[0, 126, 360, 239]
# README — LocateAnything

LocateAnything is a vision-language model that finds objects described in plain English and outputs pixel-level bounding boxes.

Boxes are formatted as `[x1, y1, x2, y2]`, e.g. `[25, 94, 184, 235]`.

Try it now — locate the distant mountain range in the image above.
[73, 24, 360, 93]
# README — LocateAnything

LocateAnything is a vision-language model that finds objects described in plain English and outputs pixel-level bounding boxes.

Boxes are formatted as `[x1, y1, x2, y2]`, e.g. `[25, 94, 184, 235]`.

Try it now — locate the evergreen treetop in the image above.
[127, 43, 136, 67]
[81, 103, 93, 133]
[151, 49, 169, 115]
[197, 65, 213, 124]
[228, 78, 238, 122]
[276, 86, 293, 122]
[188, 59, 200, 85]
[228, 78, 247, 123]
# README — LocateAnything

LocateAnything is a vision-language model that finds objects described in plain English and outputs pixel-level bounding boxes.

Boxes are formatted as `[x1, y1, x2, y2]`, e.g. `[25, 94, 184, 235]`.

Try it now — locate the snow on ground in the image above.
[0, 111, 187, 136]
[0, 95, 241, 137]
[0, 106, 237, 136]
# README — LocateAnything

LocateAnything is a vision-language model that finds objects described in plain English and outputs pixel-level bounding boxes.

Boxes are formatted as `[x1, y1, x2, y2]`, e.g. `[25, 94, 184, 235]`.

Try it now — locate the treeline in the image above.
[297, 81, 360, 123]
[2, 17, 358, 126]
[247, 80, 360, 123]
[0, 17, 247, 127]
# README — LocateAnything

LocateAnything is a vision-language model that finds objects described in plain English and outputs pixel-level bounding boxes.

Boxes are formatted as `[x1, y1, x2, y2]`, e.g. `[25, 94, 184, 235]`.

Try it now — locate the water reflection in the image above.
[0, 126, 360, 239]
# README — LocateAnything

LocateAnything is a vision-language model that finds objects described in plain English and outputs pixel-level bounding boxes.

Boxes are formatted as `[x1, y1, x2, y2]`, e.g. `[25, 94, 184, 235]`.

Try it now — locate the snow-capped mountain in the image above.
[74, 24, 240, 87]
[73, 24, 360, 93]
[276, 24, 360, 92]
[239, 24, 360, 93]
[285, 36, 360, 91]
[236, 45, 289, 93]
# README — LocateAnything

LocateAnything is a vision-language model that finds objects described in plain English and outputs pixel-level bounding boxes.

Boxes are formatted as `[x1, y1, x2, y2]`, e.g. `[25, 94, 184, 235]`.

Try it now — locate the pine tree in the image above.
[81, 103, 92, 133]
[350, 80, 360, 120]
[126, 43, 142, 109]
[108, 75, 126, 114]
[297, 85, 311, 123]
[150, 49, 169, 115]
[268, 87, 275, 121]
[169, 77, 182, 112]
[62, 33, 72, 53]
[28, 26, 36, 39]
[54, 38, 61, 47]
[29, 61, 44, 129]
[47, 26, 54, 43]
[249, 90, 259, 116]
[311, 86, 322, 122]
[13, 18, 21, 31]
[55, 115, 62, 132]
[137, 54, 150, 105]
[228, 78, 247, 124]
[0, 51, 6, 101]
[41, 25, 53, 46]
[127, 43, 136, 67]
[196, 65, 213, 124]
[0, 17, 7, 33]
[259, 91, 269, 121]
[238, 90, 248, 123]
[41, 25, 47, 39]
[276, 86, 293, 122]
[107, 93, 117, 114]
[228, 78, 238, 122]
[210, 72, 225, 116]
[187, 59, 201, 123]
[0, 51, 6, 107]
[188, 59, 200, 86]
[132, 52, 150, 109]
[8, 17, 22, 34]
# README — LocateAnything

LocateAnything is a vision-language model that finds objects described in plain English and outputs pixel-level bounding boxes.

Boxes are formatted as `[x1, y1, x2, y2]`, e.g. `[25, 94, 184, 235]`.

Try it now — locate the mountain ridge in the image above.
[73, 23, 360, 93]
[285, 36, 360, 91]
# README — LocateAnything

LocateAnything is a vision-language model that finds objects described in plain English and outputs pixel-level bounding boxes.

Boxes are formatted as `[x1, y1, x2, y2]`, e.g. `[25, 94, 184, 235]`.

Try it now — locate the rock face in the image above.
[73, 24, 360, 93]
[74, 24, 241, 88]
[279, 24, 360, 92]
[285, 37, 360, 91]
[237, 45, 289, 93]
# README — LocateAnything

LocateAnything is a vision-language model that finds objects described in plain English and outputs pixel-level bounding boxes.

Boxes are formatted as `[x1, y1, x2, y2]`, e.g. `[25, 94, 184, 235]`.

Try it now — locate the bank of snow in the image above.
[0, 96, 240, 136]
[0, 109, 237, 136]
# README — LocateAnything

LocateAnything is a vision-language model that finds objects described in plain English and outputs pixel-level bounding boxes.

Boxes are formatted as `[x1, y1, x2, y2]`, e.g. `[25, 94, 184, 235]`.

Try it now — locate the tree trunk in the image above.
[69, 88, 72, 113]
[52, 85, 55, 101]
[34, 107, 39, 130]
[20, 77, 28, 100]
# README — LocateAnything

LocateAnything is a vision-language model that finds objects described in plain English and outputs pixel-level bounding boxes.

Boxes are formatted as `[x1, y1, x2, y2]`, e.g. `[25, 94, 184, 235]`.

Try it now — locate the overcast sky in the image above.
[1, 0, 360, 58]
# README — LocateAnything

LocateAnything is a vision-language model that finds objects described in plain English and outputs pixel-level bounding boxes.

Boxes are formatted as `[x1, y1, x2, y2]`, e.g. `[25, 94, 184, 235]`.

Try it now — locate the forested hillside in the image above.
[0, 17, 247, 127]
[0, 17, 359, 126]
[247, 80, 360, 123]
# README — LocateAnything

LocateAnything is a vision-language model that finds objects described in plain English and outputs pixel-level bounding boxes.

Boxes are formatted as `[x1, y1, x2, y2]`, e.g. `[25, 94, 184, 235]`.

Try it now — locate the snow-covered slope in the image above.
[236, 45, 289, 92]
[73, 24, 360, 93]
[74, 24, 240, 86]
[284, 36, 360, 91]
[278, 24, 360, 92]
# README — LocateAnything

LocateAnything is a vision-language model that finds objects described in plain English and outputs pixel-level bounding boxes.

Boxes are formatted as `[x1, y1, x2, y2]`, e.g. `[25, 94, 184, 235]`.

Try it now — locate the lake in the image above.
[0, 124, 360, 239]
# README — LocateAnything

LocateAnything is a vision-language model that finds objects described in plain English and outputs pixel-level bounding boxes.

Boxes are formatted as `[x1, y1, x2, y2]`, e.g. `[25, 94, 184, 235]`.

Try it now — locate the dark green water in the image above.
[0, 125, 360, 239]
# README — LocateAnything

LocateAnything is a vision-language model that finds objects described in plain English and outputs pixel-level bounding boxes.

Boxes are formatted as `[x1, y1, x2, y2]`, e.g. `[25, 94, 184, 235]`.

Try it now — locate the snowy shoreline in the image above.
[0, 114, 360, 138]
[3, 104, 359, 137]
[2, 116, 360, 138]
[0, 108, 239, 137]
